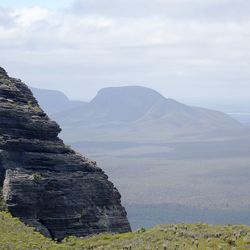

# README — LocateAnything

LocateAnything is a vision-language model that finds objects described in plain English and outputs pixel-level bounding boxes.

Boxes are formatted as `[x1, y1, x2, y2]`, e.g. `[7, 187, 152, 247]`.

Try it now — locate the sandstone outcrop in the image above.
[0, 67, 131, 240]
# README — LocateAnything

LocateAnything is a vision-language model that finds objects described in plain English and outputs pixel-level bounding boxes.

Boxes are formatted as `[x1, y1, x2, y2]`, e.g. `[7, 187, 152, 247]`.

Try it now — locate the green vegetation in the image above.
[0, 190, 7, 212]
[0, 76, 11, 86]
[26, 101, 42, 113]
[32, 172, 43, 183]
[0, 212, 56, 250]
[0, 211, 250, 249]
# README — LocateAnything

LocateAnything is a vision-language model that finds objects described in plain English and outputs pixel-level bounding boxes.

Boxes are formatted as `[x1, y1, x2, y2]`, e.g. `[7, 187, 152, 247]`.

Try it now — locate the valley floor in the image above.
[1, 212, 250, 250]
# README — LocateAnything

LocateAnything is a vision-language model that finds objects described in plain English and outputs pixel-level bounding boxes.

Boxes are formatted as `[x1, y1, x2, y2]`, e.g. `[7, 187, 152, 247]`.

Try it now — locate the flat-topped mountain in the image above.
[89, 86, 165, 122]
[0, 67, 131, 240]
[53, 86, 165, 124]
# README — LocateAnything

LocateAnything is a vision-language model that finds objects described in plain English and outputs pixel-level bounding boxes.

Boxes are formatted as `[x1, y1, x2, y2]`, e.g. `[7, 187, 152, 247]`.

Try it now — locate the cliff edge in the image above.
[0, 67, 131, 240]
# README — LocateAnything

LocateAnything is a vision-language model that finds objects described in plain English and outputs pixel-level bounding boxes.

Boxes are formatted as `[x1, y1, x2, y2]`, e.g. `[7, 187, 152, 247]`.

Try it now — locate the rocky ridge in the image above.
[0, 67, 131, 240]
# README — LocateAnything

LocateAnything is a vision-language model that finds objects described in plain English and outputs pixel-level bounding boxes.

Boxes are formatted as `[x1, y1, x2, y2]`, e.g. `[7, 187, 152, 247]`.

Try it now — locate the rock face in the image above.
[0, 67, 131, 239]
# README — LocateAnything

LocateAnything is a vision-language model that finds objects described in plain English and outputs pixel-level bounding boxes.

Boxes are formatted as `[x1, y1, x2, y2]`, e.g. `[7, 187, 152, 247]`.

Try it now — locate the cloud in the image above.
[72, 0, 250, 20]
[0, 1, 249, 102]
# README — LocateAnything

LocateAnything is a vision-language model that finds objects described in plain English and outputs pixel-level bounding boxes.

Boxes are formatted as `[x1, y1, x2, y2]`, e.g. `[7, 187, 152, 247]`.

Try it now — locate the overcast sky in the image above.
[0, 0, 249, 104]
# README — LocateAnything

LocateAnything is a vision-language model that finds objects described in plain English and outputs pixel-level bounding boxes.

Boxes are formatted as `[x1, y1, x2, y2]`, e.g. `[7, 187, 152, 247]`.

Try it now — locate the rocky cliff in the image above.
[0, 67, 131, 240]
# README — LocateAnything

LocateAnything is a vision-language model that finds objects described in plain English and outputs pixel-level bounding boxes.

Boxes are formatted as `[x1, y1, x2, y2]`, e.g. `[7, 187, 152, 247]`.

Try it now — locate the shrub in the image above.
[32, 173, 43, 183]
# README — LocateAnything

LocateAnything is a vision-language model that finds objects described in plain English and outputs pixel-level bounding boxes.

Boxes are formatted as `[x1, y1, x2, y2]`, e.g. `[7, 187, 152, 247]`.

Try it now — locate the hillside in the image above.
[0, 211, 250, 250]
[0, 212, 56, 250]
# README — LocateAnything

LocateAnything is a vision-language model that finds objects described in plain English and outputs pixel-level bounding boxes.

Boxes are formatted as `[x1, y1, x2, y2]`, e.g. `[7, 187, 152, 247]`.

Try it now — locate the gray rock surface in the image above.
[0, 67, 131, 239]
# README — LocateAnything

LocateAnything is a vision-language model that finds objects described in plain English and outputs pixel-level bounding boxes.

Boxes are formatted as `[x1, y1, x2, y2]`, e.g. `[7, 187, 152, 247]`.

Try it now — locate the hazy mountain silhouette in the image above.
[51, 86, 240, 127]
[31, 87, 86, 115]
[135, 98, 240, 130]
[39, 85, 242, 142]
[53, 86, 166, 124]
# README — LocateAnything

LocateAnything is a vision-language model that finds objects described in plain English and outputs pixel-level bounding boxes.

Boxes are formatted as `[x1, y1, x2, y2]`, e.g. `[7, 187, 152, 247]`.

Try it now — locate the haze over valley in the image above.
[32, 86, 250, 229]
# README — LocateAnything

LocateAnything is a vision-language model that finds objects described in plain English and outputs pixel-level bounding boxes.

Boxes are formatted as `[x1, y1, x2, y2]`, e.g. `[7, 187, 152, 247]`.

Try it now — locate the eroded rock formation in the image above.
[0, 67, 131, 240]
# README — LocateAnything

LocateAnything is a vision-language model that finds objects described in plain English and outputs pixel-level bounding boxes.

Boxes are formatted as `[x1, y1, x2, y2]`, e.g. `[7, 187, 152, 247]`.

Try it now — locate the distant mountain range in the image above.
[30, 85, 243, 142]
[54, 86, 166, 124]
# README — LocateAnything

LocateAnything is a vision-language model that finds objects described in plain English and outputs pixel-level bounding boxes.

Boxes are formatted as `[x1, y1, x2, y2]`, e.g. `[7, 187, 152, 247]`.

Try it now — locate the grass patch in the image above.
[0, 211, 250, 249]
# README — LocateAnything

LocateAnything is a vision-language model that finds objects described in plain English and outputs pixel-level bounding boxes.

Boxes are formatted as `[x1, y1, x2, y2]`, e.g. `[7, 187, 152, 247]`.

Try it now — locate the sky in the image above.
[0, 0, 249, 105]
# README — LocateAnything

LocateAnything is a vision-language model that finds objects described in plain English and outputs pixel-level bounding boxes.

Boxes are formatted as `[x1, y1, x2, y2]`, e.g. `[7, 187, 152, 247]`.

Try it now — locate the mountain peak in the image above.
[97, 85, 164, 99]
[88, 86, 165, 122]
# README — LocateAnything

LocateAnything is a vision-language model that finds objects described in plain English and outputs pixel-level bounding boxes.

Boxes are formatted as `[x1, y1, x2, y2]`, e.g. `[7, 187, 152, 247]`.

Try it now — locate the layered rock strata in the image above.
[0, 67, 131, 240]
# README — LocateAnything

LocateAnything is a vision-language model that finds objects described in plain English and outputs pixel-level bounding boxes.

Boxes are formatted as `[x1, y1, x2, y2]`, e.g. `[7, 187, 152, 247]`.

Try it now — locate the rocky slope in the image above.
[0, 67, 131, 240]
